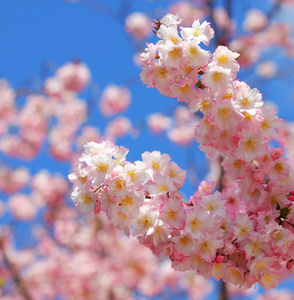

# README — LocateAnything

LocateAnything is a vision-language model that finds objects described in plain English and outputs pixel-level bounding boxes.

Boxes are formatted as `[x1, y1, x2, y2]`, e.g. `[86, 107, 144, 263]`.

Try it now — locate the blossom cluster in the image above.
[0, 211, 213, 300]
[0, 62, 90, 160]
[70, 14, 294, 290]
[0, 61, 135, 162]
[147, 106, 200, 146]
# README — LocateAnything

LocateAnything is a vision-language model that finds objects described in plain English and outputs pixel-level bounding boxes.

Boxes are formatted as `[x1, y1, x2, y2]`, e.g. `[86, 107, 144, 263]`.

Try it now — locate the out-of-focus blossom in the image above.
[256, 61, 277, 78]
[99, 85, 131, 117]
[264, 23, 293, 48]
[169, 2, 206, 26]
[174, 106, 195, 123]
[243, 9, 267, 32]
[179, 272, 213, 300]
[0, 166, 30, 194]
[8, 194, 37, 221]
[0, 200, 5, 217]
[229, 36, 260, 67]
[44, 77, 65, 98]
[147, 113, 172, 134]
[105, 116, 132, 140]
[227, 282, 255, 297]
[213, 7, 235, 34]
[256, 289, 294, 300]
[167, 124, 195, 146]
[0, 80, 15, 136]
[76, 126, 101, 149]
[56, 62, 91, 92]
[125, 12, 152, 40]
[275, 0, 294, 5]
[31, 170, 68, 206]
[49, 125, 75, 160]
[58, 98, 87, 128]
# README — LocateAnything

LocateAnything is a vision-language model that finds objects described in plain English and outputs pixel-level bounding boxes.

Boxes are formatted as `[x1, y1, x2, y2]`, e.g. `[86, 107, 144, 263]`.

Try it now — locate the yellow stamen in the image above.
[218, 107, 230, 119]
[79, 176, 88, 184]
[200, 241, 212, 253]
[170, 35, 178, 44]
[190, 218, 203, 231]
[243, 112, 253, 122]
[169, 48, 181, 60]
[169, 169, 178, 178]
[119, 212, 127, 218]
[217, 55, 229, 66]
[158, 184, 167, 192]
[199, 100, 210, 113]
[153, 162, 160, 170]
[223, 92, 232, 99]
[189, 46, 198, 57]
[212, 72, 221, 82]
[244, 138, 256, 151]
[96, 162, 108, 173]
[115, 180, 124, 190]
[156, 67, 168, 79]
[180, 236, 190, 245]
[179, 84, 190, 93]
[120, 195, 133, 206]
[139, 217, 151, 228]
[81, 194, 92, 204]
[274, 162, 283, 172]
[127, 169, 137, 181]
[166, 210, 177, 221]
[205, 200, 217, 212]
[184, 65, 193, 74]
[263, 274, 274, 283]
[193, 28, 200, 37]
[262, 120, 271, 130]
[241, 97, 250, 107]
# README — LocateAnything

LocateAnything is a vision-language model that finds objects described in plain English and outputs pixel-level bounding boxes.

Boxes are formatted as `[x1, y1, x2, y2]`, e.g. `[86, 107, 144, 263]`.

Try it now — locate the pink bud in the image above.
[94, 201, 101, 214]
[215, 255, 225, 264]
[270, 147, 284, 160]
[288, 195, 294, 202]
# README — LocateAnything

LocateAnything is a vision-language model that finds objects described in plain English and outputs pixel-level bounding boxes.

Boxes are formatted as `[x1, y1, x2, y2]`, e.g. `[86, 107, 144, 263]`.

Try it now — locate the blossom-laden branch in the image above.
[69, 14, 294, 291]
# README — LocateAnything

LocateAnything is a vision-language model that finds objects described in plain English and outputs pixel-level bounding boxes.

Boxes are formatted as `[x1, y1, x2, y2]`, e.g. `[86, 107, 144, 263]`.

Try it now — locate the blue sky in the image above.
[1, 0, 294, 299]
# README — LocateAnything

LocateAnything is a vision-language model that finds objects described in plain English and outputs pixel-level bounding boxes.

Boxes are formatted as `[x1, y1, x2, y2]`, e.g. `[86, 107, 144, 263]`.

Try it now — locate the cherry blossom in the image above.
[70, 14, 294, 291]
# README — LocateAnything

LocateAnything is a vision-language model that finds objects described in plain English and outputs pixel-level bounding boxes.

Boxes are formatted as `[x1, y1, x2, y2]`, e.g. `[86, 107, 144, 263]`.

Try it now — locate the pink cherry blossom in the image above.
[56, 61, 91, 92]
[99, 85, 131, 117]
[125, 12, 152, 40]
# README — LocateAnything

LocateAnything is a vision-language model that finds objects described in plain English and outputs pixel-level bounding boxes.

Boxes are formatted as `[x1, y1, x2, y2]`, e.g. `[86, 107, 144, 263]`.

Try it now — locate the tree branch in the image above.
[220, 280, 228, 300]
[207, 0, 220, 47]
[267, 0, 282, 20]
[0, 245, 32, 300]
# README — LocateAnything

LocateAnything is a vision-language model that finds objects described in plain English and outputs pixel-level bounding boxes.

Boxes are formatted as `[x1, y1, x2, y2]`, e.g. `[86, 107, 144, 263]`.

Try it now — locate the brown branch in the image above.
[267, 0, 282, 20]
[218, 156, 226, 300]
[220, 280, 228, 300]
[207, 0, 221, 47]
[0, 245, 32, 300]
[226, 0, 232, 20]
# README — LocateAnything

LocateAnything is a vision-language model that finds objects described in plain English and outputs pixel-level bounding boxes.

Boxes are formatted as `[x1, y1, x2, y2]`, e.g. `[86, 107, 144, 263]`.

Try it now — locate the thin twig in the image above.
[207, 0, 220, 47]
[0, 245, 32, 300]
[220, 280, 228, 300]
[267, 0, 282, 20]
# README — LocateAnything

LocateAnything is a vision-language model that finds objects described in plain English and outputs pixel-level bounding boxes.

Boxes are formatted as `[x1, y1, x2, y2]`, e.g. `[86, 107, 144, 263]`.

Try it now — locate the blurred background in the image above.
[1, 0, 294, 299]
